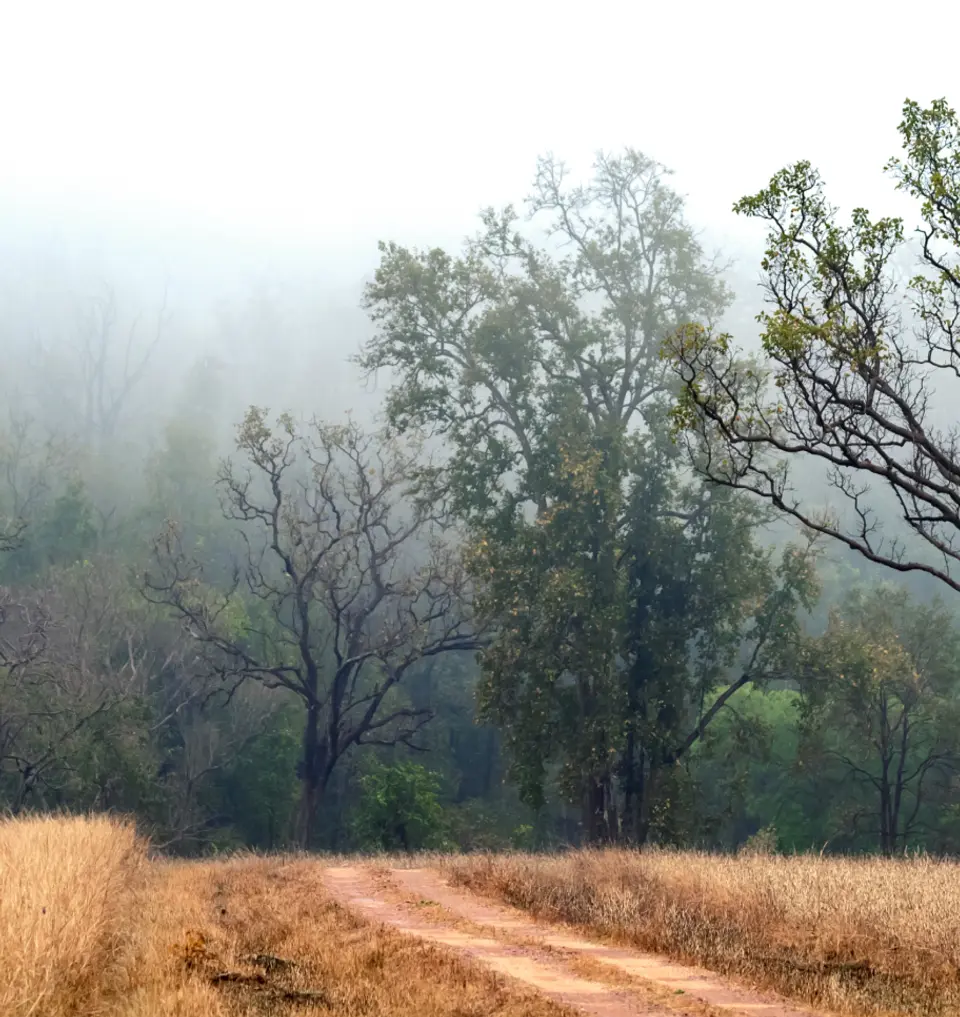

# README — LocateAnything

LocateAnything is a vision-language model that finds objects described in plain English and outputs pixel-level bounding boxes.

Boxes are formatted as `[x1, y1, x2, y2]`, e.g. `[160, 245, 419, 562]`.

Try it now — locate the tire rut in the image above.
[385, 868, 823, 1017]
[323, 865, 661, 1017]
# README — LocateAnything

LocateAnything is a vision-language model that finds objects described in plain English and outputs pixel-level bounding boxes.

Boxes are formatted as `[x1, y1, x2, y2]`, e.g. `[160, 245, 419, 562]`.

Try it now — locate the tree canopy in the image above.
[361, 151, 818, 842]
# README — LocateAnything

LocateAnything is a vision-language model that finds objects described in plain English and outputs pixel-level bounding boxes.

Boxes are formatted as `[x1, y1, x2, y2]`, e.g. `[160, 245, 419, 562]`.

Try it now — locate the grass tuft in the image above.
[0, 813, 147, 1017]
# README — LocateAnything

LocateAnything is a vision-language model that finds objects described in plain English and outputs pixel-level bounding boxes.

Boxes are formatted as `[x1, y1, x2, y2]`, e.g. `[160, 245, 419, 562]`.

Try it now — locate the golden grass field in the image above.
[4, 814, 960, 1017]
[0, 814, 571, 1017]
[442, 849, 960, 1017]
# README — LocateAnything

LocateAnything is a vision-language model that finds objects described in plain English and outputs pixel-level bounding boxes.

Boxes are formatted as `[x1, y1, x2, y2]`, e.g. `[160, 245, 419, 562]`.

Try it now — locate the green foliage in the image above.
[469, 435, 628, 812]
[795, 585, 960, 853]
[147, 418, 218, 524]
[684, 585, 960, 855]
[65, 697, 163, 813]
[38, 479, 98, 566]
[216, 701, 302, 850]
[731, 159, 904, 373]
[351, 761, 450, 852]
[1, 476, 98, 580]
[684, 686, 819, 851]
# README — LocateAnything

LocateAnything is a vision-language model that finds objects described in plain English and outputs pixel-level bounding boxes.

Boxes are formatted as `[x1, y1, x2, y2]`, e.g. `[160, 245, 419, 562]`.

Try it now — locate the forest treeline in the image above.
[3, 98, 960, 856]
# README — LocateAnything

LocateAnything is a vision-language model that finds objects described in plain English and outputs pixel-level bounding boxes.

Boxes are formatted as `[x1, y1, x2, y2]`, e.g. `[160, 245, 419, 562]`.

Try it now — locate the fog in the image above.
[3, 2, 955, 403]
[0, 0, 953, 547]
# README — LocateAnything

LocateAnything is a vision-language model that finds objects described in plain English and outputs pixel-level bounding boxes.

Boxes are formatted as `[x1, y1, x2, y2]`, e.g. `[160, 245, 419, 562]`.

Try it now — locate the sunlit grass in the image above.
[0, 813, 146, 1017]
[443, 848, 960, 1017]
[0, 815, 574, 1017]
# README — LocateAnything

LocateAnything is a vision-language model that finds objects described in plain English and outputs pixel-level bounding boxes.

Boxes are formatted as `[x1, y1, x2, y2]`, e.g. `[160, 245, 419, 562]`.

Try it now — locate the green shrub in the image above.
[351, 761, 450, 852]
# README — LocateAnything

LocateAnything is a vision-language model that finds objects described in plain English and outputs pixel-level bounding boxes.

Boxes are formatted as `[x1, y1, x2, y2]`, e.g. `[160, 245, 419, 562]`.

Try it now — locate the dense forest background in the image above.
[4, 101, 960, 857]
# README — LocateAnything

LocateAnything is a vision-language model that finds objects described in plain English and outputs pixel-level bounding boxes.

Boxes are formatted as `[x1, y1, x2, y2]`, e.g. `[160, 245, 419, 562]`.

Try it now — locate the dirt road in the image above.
[323, 866, 822, 1017]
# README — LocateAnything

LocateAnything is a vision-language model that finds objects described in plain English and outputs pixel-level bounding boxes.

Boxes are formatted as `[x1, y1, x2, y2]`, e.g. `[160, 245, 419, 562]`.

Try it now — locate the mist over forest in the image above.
[3, 2, 960, 858]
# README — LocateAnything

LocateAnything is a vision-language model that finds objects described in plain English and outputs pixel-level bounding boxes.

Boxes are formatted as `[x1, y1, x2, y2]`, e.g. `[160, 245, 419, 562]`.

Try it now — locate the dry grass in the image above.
[12, 815, 958, 1017]
[442, 849, 960, 1017]
[132, 855, 576, 1017]
[0, 813, 147, 1017]
[0, 814, 574, 1017]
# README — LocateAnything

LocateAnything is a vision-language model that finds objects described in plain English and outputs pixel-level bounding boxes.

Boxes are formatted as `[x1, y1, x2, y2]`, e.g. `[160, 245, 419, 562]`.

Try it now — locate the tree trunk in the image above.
[878, 693, 893, 856]
[890, 711, 911, 855]
[634, 748, 650, 846]
[635, 761, 660, 848]
[294, 777, 320, 849]
[482, 727, 496, 798]
[605, 774, 620, 842]
[295, 703, 327, 849]
[581, 773, 612, 844]
[623, 729, 638, 842]
[879, 759, 892, 857]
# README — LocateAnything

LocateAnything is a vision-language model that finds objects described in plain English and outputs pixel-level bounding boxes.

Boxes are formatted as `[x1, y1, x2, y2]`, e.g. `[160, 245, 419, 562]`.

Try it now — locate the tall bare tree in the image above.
[35, 283, 169, 447]
[146, 409, 481, 847]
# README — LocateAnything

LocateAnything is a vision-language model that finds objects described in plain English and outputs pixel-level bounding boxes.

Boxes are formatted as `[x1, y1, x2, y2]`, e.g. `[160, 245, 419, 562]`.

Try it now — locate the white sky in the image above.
[1, 0, 958, 281]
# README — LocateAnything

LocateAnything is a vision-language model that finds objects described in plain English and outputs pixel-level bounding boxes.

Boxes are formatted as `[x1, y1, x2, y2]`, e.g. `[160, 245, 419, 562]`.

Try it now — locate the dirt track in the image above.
[323, 866, 823, 1017]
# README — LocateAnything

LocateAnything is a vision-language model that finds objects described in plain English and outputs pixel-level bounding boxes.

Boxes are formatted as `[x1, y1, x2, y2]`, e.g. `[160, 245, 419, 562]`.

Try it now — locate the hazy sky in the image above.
[1, 0, 958, 283]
